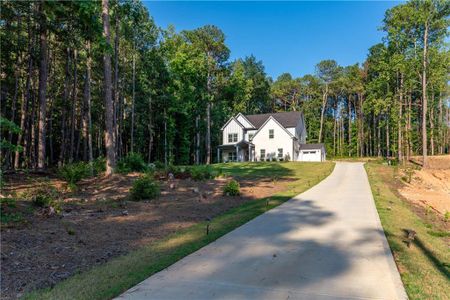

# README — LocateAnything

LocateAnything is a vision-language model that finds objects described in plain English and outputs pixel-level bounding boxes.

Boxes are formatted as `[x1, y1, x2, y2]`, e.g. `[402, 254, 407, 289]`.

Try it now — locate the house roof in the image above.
[220, 116, 244, 131]
[300, 143, 325, 150]
[250, 116, 296, 141]
[244, 111, 303, 129]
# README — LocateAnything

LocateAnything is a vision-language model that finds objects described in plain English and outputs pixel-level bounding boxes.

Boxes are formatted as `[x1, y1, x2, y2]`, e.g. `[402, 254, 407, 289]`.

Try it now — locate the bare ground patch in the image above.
[399, 155, 450, 216]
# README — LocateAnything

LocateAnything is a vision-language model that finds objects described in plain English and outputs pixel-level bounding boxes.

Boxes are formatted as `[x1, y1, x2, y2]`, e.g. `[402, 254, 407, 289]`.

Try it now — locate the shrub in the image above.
[189, 165, 216, 181]
[58, 162, 91, 187]
[0, 197, 17, 209]
[1, 212, 24, 224]
[130, 175, 160, 201]
[223, 179, 240, 196]
[116, 152, 148, 173]
[92, 156, 106, 175]
[29, 185, 61, 213]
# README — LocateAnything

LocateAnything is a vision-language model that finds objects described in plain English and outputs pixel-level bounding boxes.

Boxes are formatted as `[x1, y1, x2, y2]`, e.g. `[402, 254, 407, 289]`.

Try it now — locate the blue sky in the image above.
[144, 1, 401, 79]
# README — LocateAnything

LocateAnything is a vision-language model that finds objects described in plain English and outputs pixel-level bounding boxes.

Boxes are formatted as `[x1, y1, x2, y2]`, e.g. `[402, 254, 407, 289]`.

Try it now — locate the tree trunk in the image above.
[438, 93, 443, 154]
[82, 41, 93, 168]
[58, 48, 71, 166]
[348, 96, 352, 156]
[14, 15, 33, 169]
[37, 0, 48, 169]
[398, 73, 403, 163]
[147, 94, 153, 163]
[69, 49, 77, 163]
[205, 69, 212, 164]
[318, 83, 328, 143]
[113, 16, 120, 155]
[131, 42, 136, 154]
[429, 97, 435, 156]
[102, 0, 116, 175]
[195, 116, 200, 165]
[421, 21, 429, 168]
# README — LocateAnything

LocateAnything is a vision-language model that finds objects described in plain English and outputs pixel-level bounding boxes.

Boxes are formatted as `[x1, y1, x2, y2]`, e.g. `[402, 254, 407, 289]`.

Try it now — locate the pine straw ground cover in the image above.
[19, 162, 334, 300]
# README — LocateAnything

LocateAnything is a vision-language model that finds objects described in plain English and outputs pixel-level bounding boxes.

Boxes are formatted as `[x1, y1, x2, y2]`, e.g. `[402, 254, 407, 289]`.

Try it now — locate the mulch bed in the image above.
[1, 172, 289, 299]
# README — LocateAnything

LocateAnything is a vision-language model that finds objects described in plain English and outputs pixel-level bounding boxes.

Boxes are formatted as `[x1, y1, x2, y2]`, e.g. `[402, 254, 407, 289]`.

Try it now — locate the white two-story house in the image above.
[218, 111, 326, 162]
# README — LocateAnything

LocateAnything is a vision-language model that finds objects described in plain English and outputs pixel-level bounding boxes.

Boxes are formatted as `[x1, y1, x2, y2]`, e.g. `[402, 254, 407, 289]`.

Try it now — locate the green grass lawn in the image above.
[25, 162, 335, 300]
[365, 162, 449, 300]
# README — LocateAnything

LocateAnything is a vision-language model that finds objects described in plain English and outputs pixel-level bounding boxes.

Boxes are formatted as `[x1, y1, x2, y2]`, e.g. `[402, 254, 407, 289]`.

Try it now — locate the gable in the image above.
[236, 113, 255, 129]
[221, 117, 244, 131]
[251, 116, 295, 141]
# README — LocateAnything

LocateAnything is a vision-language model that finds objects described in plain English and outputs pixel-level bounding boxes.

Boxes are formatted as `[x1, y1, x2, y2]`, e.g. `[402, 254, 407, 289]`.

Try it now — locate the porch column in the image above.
[235, 145, 239, 162]
[217, 148, 220, 163]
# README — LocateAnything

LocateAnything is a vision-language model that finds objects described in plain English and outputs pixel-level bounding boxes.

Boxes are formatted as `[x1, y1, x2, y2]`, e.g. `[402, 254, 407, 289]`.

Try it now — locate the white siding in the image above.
[299, 149, 323, 162]
[222, 119, 243, 145]
[245, 129, 257, 142]
[236, 114, 254, 128]
[252, 118, 294, 161]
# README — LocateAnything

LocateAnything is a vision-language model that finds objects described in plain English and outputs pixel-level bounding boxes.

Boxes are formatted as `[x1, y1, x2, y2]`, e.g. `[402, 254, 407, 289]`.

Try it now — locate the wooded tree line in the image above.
[1, 0, 449, 174]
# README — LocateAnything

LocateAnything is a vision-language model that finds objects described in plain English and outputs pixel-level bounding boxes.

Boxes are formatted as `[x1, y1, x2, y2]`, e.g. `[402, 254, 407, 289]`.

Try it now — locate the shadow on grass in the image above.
[402, 229, 450, 279]
[214, 162, 296, 179]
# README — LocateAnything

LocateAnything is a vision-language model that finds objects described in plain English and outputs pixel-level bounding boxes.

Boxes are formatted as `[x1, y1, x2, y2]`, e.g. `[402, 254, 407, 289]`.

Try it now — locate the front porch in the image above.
[217, 140, 254, 162]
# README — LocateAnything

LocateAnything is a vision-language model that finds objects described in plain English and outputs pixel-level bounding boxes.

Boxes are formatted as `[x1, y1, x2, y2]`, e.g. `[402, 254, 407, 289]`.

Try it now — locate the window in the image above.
[269, 129, 274, 139]
[229, 151, 237, 162]
[228, 133, 238, 143]
[248, 133, 254, 140]
[278, 148, 283, 159]
[260, 149, 266, 160]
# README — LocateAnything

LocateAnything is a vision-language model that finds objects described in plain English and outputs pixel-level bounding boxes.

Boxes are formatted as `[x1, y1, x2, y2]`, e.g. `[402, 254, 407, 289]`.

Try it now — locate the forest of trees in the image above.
[1, 0, 449, 174]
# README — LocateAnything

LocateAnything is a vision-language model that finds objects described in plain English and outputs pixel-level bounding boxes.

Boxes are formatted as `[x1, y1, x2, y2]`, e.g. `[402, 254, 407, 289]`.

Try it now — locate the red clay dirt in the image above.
[399, 155, 450, 215]
[1, 172, 290, 299]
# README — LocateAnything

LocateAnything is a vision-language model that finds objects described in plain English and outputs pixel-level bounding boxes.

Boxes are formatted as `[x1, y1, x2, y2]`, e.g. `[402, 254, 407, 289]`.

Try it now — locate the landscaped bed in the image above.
[1, 162, 334, 299]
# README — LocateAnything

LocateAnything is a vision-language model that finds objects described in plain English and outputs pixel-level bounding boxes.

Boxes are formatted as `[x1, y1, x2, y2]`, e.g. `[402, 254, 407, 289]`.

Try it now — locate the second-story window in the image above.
[228, 133, 238, 143]
[269, 129, 274, 139]
[248, 133, 254, 140]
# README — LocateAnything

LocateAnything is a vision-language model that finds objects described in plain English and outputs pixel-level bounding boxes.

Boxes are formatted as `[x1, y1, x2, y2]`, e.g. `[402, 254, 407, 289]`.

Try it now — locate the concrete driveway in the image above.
[117, 162, 407, 300]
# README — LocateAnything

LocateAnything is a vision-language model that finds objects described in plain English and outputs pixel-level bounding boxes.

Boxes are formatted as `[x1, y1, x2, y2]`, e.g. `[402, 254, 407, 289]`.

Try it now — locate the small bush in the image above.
[189, 165, 217, 181]
[223, 179, 240, 196]
[130, 175, 160, 201]
[1, 212, 24, 224]
[116, 152, 148, 173]
[58, 162, 91, 186]
[31, 185, 58, 207]
[0, 197, 17, 209]
[92, 156, 106, 175]
[27, 184, 61, 213]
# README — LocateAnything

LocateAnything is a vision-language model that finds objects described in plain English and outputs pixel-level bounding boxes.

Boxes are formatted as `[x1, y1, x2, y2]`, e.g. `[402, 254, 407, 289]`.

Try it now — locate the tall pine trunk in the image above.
[421, 22, 429, 168]
[318, 83, 328, 143]
[102, 0, 116, 175]
[37, 0, 48, 169]
[82, 41, 93, 168]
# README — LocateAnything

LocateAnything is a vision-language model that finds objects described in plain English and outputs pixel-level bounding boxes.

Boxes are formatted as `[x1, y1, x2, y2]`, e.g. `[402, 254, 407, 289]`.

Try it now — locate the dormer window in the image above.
[269, 129, 274, 139]
[228, 133, 238, 143]
[249, 133, 254, 140]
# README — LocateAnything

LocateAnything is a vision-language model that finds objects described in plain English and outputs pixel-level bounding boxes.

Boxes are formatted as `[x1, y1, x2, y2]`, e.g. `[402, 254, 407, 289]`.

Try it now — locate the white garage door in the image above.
[301, 150, 321, 162]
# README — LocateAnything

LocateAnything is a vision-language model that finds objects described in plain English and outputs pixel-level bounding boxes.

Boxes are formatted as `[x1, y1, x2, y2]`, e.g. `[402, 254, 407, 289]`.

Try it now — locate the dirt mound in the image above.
[399, 166, 450, 215]
[410, 155, 450, 170]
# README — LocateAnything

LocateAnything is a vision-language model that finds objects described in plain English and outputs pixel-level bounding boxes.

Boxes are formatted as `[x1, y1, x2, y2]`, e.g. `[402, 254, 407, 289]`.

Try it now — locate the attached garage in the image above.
[298, 144, 326, 162]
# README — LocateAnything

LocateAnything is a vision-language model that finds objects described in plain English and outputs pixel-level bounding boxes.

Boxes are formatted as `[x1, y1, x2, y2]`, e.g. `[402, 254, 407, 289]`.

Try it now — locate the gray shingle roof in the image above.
[300, 143, 325, 150]
[244, 111, 302, 129]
